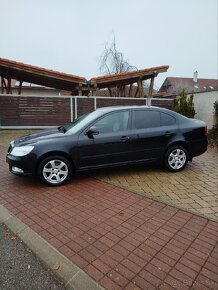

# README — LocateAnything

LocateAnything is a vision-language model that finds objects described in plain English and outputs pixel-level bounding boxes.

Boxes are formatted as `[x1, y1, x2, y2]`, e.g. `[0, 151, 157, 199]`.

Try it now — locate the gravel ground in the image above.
[0, 223, 66, 290]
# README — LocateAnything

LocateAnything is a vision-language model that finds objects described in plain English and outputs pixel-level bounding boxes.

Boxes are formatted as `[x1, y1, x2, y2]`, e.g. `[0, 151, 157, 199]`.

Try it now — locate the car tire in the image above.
[37, 155, 72, 186]
[164, 146, 188, 172]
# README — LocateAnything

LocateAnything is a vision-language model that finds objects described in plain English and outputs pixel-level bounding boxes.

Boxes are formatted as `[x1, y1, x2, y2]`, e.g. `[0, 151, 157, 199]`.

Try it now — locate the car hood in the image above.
[13, 128, 66, 146]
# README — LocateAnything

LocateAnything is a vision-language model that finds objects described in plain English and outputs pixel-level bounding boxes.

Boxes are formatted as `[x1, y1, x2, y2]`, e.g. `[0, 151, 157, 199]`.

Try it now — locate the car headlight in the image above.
[10, 146, 34, 157]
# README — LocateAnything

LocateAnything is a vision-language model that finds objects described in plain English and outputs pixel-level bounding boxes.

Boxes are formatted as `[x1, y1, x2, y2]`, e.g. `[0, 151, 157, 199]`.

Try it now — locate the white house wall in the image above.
[193, 91, 218, 129]
[12, 88, 61, 96]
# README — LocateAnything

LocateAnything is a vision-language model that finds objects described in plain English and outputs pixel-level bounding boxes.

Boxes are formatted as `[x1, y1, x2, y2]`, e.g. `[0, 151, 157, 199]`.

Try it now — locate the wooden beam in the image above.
[116, 86, 121, 97]
[120, 86, 125, 97]
[141, 81, 145, 97]
[2, 77, 7, 91]
[91, 66, 168, 86]
[149, 77, 154, 97]
[108, 88, 112, 97]
[18, 81, 23, 95]
[129, 84, 133, 97]
[119, 86, 122, 97]
[1, 77, 4, 94]
[148, 76, 155, 106]
[92, 83, 98, 96]
[6, 78, 12, 94]
[137, 79, 143, 98]
[134, 86, 139, 98]
[78, 83, 83, 96]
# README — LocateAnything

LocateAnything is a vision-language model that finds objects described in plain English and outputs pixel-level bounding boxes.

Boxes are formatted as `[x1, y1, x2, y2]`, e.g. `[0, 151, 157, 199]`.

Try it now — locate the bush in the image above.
[214, 100, 218, 123]
[173, 89, 195, 118]
[208, 101, 218, 147]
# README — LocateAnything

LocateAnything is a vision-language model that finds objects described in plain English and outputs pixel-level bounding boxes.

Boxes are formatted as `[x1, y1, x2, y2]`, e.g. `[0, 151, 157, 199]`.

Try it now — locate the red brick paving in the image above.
[0, 145, 218, 290]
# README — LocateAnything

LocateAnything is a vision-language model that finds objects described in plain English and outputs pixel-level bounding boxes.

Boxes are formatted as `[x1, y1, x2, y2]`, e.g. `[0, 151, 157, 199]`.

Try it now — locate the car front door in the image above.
[77, 110, 135, 169]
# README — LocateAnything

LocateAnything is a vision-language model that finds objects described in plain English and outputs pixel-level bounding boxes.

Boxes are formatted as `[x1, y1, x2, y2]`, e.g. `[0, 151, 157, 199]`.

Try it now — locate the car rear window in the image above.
[134, 110, 161, 129]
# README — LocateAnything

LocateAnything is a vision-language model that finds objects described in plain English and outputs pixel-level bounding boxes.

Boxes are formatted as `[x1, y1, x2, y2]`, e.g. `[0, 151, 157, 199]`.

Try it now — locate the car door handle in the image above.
[165, 131, 173, 137]
[120, 136, 130, 142]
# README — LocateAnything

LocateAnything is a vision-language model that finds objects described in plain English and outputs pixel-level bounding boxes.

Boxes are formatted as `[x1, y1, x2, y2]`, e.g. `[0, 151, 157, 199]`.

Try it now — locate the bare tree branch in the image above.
[99, 33, 156, 96]
[99, 34, 137, 75]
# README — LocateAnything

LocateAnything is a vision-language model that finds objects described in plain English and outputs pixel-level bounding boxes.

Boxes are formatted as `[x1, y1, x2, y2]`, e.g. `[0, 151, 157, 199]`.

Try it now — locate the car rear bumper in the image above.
[6, 154, 36, 176]
[188, 139, 208, 158]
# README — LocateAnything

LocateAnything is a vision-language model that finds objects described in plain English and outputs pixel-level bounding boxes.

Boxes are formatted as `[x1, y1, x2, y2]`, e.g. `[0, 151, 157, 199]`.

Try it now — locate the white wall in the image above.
[11, 88, 61, 96]
[193, 91, 218, 129]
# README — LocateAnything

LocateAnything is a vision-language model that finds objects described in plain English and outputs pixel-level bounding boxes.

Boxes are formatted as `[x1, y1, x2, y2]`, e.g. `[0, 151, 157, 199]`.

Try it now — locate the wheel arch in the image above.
[36, 151, 76, 174]
[164, 141, 192, 162]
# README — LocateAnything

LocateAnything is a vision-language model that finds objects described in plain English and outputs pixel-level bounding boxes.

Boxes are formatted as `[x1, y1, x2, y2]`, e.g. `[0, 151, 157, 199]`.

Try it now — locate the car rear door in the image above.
[131, 109, 178, 161]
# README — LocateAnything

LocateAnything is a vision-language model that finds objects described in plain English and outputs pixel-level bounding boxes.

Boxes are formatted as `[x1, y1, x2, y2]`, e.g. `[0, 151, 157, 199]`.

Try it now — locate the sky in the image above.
[0, 0, 217, 88]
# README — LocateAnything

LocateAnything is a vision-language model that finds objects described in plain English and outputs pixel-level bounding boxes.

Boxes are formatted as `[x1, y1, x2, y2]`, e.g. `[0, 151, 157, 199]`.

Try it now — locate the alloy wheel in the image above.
[42, 159, 69, 185]
[168, 149, 187, 170]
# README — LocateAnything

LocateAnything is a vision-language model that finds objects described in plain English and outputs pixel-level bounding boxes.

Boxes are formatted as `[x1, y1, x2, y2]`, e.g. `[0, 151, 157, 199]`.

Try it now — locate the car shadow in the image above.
[6, 160, 195, 190]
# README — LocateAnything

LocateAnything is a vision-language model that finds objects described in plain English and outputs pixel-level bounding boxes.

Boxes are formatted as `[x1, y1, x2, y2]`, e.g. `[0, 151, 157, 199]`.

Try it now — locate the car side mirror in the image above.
[86, 128, 99, 138]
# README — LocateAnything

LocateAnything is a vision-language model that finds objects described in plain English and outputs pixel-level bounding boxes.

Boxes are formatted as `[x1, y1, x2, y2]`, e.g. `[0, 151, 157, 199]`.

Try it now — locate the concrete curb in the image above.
[0, 204, 104, 290]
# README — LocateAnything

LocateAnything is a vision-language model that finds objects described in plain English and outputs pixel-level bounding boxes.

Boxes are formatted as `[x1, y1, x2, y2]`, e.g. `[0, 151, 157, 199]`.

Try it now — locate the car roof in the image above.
[96, 105, 176, 115]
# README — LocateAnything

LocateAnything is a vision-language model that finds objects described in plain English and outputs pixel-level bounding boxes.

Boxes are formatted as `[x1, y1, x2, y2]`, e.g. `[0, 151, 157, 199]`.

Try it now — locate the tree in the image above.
[173, 89, 195, 118]
[208, 101, 218, 147]
[214, 100, 218, 123]
[99, 34, 137, 75]
[98, 34, 155, 97]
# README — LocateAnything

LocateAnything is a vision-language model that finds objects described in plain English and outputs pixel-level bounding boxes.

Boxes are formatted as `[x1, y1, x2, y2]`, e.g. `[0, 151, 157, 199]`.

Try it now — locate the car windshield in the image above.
[63, 110, 103, 134]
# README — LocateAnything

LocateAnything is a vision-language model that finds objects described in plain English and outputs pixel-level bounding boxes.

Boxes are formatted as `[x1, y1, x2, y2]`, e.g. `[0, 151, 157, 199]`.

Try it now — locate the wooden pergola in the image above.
[90, 65, 169, 98]
[0, 57, 169, 99]
[0, 57, 87, 95]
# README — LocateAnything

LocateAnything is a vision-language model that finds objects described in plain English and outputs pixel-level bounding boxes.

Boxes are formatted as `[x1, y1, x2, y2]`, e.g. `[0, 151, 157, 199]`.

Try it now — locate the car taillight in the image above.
[205, 125, 208, 136]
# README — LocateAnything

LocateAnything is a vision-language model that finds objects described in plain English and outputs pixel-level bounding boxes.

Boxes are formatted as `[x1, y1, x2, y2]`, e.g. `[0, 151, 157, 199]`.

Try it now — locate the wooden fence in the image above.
[0, 94, 173, 128]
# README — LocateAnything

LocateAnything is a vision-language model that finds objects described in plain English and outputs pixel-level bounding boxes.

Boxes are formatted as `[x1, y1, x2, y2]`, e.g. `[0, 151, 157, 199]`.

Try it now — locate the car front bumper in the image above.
[6, 154, 36, 176]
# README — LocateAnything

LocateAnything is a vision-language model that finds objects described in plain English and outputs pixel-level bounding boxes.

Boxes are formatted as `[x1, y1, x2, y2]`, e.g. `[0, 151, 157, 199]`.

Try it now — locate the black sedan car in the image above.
[6, 106, 208, 186]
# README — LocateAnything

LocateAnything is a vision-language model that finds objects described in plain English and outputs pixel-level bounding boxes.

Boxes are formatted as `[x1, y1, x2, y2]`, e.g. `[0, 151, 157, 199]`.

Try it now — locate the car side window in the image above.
[161, 113, 176, 126]
[92, 111, 130, 134]
[134, 110, 161, 129]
